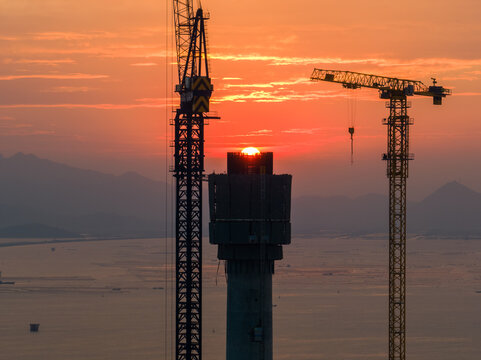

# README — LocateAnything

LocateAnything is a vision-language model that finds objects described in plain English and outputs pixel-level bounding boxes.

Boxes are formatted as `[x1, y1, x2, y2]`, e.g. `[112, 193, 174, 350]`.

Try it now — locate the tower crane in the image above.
[172, 1, 216, 359]
[310, 69, 451, 360]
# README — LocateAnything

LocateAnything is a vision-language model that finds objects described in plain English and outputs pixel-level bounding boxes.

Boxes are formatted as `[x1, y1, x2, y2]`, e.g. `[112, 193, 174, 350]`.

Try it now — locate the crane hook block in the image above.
[348, 127, 355, 165]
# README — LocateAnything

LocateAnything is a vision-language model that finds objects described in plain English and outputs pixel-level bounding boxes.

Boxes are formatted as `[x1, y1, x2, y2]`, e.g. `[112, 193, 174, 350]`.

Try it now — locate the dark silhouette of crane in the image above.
[172, 1, 217, 359]
[311, 68, 451, 360]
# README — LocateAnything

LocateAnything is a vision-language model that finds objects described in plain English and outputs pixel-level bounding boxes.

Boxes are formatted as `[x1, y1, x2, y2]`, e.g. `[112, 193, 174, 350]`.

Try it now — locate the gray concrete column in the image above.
[226, 260, 273, 360]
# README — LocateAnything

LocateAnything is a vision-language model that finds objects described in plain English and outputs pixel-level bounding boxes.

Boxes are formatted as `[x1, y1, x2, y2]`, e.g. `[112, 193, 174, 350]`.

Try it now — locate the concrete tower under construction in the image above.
[208, 150, 292, 360]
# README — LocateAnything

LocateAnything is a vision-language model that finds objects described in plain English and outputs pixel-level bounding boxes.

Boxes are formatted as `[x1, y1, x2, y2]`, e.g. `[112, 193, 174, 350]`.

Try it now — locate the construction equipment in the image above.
[311, 69, 451, 360]
[348, 126, 355, 164]
[172, 1, 216, 359]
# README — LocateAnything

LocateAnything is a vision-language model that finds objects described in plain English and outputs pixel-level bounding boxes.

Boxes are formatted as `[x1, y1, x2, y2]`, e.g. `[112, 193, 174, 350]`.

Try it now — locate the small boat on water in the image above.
[0, 271, 15, 285]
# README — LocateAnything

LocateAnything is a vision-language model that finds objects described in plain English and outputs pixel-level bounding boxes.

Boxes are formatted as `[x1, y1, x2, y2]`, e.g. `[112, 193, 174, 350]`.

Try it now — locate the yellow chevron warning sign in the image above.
[193, 96, 209, 113]
[193, 77, 213, 91]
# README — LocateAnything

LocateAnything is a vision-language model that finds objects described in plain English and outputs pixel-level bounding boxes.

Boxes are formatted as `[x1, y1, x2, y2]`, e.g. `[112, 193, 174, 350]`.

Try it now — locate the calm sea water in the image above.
[0, 236, 479, 360]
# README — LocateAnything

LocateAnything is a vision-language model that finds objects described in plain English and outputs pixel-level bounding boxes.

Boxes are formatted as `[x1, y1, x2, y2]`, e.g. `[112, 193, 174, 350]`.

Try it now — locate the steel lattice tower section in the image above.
[172, 2, 215, 359]
[384, 95, 412, 360]
[174, 110, 204, 360]
[173, 0, 194, 83]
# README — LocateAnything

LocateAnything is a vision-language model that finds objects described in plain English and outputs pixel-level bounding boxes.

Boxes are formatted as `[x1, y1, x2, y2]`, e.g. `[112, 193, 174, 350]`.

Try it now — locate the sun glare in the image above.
[241, 147, 261, 156]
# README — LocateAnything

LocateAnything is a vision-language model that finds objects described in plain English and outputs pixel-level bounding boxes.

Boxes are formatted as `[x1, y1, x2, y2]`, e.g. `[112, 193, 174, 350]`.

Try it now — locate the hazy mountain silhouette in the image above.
[292, 181, 481, 237]
[0, 153, 169, 236]
[409, 181, 481, 236]
[292, 193, 390, 235]
[0, 153, 479, 237]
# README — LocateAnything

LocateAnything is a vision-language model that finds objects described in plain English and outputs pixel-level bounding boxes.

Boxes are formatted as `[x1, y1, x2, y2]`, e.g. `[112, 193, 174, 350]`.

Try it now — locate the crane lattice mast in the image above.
[311, 69, 450, 360]
[172, 1, 215, 359]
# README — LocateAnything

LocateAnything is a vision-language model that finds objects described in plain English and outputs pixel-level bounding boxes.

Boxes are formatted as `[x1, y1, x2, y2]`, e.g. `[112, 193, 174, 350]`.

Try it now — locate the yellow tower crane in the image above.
[311, 69, 451, 360]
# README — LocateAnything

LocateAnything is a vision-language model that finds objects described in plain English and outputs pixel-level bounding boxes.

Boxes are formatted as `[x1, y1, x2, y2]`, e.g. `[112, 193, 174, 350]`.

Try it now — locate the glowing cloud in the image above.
[0, 73, 108, 81]
[130, 62, 158, 66]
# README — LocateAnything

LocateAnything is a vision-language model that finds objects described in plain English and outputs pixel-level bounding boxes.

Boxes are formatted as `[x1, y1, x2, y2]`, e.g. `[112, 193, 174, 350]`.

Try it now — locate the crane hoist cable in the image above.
[164, 1, 174, 358]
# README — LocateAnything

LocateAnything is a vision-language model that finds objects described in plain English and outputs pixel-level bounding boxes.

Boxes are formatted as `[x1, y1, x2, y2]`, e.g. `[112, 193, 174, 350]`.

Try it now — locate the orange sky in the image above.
[0, 0, 480, 198]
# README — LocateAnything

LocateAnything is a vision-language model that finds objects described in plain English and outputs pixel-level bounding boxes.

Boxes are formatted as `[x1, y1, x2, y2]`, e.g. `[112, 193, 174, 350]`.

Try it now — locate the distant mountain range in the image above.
[0, 153, 479, 238]
[0, 153, 168, 237]
[292, 181, 481, 237]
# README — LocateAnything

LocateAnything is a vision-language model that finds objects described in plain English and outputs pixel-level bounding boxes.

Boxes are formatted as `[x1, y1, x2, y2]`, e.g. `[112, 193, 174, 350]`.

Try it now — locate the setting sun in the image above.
[241, 147, 261, 156]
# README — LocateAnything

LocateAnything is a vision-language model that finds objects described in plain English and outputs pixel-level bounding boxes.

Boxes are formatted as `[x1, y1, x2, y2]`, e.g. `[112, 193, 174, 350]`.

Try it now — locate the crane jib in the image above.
[311, 68, 451, 104]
